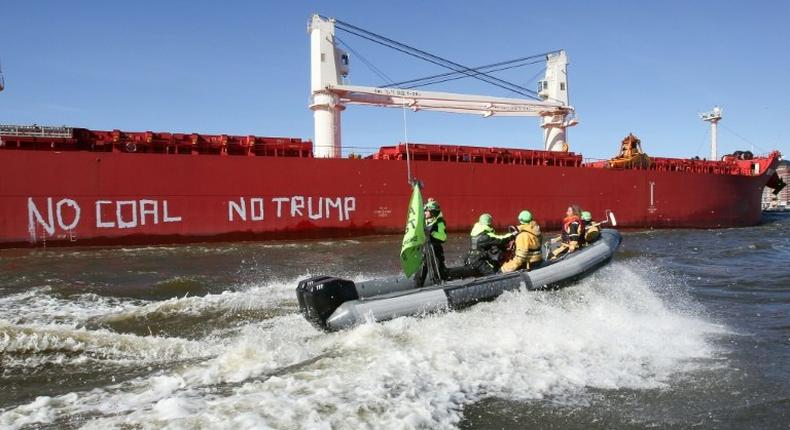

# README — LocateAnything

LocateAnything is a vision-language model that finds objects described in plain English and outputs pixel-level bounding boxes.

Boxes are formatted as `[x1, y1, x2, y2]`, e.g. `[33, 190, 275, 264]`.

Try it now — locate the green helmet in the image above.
[478, 213, 492, 226]
[518, 210, 532, 223]
[581, 211, 592, 222]
[424, 199, 440, 212]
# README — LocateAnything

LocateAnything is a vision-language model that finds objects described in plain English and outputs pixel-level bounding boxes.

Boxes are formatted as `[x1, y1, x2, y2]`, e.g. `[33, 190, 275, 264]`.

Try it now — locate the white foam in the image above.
[0, 321, 214, 370]
[95, 277, 300, 326]
[0, 287, 144, 326]
[0, 261, 730, 429]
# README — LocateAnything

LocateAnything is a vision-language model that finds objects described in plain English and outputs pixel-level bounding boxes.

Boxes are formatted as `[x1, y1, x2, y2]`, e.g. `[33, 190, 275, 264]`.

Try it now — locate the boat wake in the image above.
[0, 261, 731, 429]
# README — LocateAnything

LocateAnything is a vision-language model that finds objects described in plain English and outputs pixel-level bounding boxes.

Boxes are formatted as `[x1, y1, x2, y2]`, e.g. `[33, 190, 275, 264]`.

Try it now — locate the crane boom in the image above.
[330, 84, 571, 117]
[308, 14, 576, 158]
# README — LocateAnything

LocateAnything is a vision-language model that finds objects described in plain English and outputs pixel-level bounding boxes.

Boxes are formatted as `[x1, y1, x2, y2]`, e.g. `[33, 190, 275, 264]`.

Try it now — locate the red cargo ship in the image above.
[0, 15, 784, 247]
[0, 124, 783, 248]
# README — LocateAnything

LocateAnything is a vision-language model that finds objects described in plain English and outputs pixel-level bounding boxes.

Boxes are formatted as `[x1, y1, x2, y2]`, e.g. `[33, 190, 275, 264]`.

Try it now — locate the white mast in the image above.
[538, 51, 575, 151]
[701, 106, 722, 160]
[308, 14, 576, 158]
[308, 15, 348, 158]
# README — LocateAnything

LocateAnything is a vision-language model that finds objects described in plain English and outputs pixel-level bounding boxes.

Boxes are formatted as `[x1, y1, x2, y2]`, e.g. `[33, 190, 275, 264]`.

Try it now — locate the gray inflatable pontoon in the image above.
[297, 229, 621, 331]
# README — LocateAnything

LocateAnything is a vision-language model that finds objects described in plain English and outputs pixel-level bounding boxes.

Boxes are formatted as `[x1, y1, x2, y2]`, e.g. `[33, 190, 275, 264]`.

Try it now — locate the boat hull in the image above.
[0, 149, 778, 247]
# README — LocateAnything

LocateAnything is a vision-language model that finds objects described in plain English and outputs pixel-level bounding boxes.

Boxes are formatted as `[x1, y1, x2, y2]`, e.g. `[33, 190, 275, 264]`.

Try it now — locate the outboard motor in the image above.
[296, 276, 358, 330]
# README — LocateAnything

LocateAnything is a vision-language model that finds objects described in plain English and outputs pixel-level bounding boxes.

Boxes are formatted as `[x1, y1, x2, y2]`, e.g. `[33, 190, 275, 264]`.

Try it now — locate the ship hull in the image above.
[0, 149, 778, 247]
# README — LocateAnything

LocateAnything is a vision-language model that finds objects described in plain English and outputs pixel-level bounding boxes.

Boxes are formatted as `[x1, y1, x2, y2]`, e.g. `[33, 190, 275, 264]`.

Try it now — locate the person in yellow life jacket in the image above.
[550, 204, 585, 260]
[416, 198, 448, 288]
[581, 211, 601, 244]
[464, 213, 515, 276]
[501, 210, 543, 272]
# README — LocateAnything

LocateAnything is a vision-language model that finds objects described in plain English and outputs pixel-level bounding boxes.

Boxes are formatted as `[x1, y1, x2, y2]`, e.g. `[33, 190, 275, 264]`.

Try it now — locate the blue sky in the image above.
[1, 1, 788, 160]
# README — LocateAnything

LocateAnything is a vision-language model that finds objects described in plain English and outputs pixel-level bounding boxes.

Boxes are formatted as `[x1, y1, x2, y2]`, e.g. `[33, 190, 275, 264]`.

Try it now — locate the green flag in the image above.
[400, 182, 426, 277]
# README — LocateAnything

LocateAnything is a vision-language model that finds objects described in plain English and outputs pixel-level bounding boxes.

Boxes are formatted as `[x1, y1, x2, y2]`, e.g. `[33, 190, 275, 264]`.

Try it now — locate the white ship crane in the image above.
[308, 14, 577, 158]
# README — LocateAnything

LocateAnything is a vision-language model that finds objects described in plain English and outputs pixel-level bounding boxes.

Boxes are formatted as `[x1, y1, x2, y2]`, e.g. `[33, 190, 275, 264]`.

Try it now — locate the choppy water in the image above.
[1, 214, 788, 429]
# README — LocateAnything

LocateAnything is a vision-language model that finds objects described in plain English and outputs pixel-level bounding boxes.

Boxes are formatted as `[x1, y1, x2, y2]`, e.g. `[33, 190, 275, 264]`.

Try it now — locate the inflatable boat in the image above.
[297, 228, 622, 331]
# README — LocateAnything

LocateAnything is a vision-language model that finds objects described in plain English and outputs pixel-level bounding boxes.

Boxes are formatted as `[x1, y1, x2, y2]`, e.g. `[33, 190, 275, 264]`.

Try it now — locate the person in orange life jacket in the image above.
[464, 213, 515, 276]
[581, 211, 601, 244]
[501, 210, 543, 272]
[550, 204, 585, 260]
[415, 198, 448, 288]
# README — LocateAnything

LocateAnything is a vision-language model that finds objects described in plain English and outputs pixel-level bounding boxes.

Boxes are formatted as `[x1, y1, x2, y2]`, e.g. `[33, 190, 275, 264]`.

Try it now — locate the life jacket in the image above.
[500, 221, 542, 272]
[467, 222, 510, 267]
[561, 215, 585, 243]
[425, 212, 447, 243]
[514, 222, 543, 263]
[584, 222, 601, 244]
[469, 222, 490, 249]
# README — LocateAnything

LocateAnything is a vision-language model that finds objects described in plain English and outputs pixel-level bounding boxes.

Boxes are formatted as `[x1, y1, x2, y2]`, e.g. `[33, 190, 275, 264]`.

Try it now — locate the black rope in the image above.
[333, 19, 542, 100]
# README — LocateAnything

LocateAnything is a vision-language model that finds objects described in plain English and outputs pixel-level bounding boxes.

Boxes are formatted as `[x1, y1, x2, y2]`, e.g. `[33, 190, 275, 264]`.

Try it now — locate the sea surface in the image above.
[1, 214, 789, 429]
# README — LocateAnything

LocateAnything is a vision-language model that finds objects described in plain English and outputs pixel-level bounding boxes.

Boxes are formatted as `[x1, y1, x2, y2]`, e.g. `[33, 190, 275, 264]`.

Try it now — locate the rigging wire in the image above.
[335, 26, 539, 98]
[400, 59, 546, 89]
[519, 67, 547, 90]
[384, 53, 554, 89]
[332, 18, 541, 100]
[335, 36, 395, 86]
[334, 30, 416, 183]
[693, 125, 710, 158]
[720, 123, 768, 154]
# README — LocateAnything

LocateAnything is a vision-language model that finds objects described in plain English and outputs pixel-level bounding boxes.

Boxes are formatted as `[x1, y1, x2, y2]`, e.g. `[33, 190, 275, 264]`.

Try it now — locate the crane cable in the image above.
[386, 53, 555, 89]
[332, 34, 417, 183]
[335, 36, 395, 85]
[331, 18, 541, 100]
[334, 25, 538, 98]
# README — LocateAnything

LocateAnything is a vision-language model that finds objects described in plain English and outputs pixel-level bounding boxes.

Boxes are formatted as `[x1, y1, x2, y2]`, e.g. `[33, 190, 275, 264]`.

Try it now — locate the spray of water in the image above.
[0, 260, 730, 429]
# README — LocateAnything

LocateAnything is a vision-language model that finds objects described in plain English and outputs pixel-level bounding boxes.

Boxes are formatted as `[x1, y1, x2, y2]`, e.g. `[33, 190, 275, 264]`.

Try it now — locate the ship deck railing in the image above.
[0, 125, 778, 177]
[583, 154, 777, 176]
[370, 142, 583, 167]
[0, 124, 73, 138]
[0, 126, 313, 157]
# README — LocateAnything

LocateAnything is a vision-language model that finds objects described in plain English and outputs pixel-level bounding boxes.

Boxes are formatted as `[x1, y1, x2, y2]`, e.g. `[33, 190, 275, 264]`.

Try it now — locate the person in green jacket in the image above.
[416, 198, 448, 287]
[464, 213, 515, 276]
